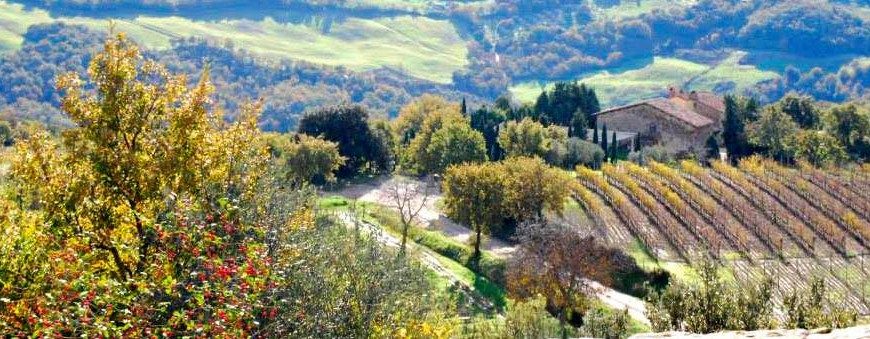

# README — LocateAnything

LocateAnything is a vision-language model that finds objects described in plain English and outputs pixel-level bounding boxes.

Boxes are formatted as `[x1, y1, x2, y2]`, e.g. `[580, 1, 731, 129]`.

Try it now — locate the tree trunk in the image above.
[400, 221, 409, 256]
[473, 224, 482, 262]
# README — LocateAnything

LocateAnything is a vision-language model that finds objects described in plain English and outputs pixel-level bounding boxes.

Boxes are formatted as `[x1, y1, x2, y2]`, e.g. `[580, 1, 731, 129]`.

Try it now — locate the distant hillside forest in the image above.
[0, 23, 485, 132]
[0, 0, 867, 131]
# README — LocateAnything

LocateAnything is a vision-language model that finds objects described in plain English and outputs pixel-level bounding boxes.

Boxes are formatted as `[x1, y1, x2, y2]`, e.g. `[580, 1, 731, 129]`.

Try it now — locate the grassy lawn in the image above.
[0, 1, 468, 83]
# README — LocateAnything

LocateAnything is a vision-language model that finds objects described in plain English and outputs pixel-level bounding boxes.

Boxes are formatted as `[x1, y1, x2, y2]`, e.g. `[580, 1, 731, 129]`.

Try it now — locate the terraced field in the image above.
[569, 158, 870, 315]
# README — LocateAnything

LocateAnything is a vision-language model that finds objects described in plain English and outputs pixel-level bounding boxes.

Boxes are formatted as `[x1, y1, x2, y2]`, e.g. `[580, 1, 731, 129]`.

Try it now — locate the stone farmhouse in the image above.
[594, 87, 726, 155]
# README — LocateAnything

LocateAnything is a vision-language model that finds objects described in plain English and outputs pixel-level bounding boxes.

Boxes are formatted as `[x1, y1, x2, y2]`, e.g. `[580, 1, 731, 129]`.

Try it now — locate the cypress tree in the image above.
[583, 85, 600, 127]
[570, 109, 587, 139]
[601, 124, 608, 154]
[633, 135, 641, 152]
[610, 132, 618, 163]
[722, 95, 746, 160]
[534, 91, 550, 124]
[592, 123, 599, 144]
[460, 97, 467, 116]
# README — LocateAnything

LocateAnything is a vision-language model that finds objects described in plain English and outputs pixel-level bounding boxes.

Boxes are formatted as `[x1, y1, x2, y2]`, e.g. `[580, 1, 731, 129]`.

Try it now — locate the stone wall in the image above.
[597, 104, 716, 154]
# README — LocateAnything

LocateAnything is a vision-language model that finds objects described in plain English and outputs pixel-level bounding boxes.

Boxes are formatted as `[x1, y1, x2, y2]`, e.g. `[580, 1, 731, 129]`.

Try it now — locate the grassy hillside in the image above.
[0, 1, 468, 83]
[510, 51, 779, 107]
[593, 0, 697, 20]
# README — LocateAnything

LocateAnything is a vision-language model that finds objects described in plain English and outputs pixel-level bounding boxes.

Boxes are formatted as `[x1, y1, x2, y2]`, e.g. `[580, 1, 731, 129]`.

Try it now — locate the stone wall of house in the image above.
[597, 104, 716, 154]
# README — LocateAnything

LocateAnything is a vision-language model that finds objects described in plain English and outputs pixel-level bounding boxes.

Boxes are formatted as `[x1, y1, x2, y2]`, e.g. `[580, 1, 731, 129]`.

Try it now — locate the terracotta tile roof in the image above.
[646, 98, 714, 128]
[595, 98, 714, 129]
[694, 92, 726, 113]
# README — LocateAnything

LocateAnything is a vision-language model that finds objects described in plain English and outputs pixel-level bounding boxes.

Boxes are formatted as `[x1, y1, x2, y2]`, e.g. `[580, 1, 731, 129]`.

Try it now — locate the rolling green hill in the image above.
[0, 0, 468, 83]
[510, 51, 780, 107]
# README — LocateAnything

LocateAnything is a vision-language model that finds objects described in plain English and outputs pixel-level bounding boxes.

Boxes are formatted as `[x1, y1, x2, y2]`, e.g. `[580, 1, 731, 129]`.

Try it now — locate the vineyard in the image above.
[571, 157, 870, 314]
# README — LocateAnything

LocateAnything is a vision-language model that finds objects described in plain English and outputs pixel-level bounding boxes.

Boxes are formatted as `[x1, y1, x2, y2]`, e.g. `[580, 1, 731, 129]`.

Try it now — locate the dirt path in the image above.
[332, 176, 650, 325]
[337, 176, 517, 257]
[335, 212, 496, 312]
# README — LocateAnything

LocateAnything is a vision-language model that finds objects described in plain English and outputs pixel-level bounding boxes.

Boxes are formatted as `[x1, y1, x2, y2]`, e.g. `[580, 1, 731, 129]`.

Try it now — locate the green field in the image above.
[686, 51, 779, 93]
[0, 1, 468, 83]
[593, 0, 697, 20]
[511, 51, 779, 107]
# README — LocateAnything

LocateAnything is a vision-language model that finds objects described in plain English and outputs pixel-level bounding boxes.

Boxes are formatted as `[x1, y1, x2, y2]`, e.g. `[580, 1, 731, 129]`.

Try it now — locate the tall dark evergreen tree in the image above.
[569, 109, 587, 139]
[584, 86, 600, 127]
[298, 105, 390, 177]
[460, 97, 467, 116]
[548, 82, 575, 125]
[494, 95, 513, 115]
[609, 132, 618, 163]
[534, 91, 551, 124]
[600, 123, 609, 155]
[705, 132, 721, 161]
[470, 106, 506, 161]
[722, 95, 748, 160]
[592, 123, 599, 144]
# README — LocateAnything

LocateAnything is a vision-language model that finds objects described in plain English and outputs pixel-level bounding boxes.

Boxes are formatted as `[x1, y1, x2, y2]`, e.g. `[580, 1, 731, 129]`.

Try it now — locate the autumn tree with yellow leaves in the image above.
[0, 32, 454, 337]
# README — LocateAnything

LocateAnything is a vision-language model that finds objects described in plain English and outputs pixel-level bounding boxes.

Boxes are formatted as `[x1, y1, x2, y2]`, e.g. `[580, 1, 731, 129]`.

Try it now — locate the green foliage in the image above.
[747, 105, 800, 161]
[425, 119, 487, 174]
[722, 95, 756, 159]
[461, 296, 566, 339]
[560, 137, 605, 170]
[580, 307, 630, 339]
[0, 120, 12, 146]
[779, 93, 820, 128]
[628, 145, 676, 165]
[266, 133, 345, 186]
[783, 277, 857, 330]
[469, 106, 506, 161]
[0, 33, 454, 336]
[298, 104, 392, 177]
[498, 118, 550, 159]
[442, 156, 573, 258]
[646, 260, 781, 334]
[570, 109, 588, 139]
[824, 103, 870, 161]
[792, 130, 848, 168]
[267, 218, 456, 337]
[442, 161, 506, 259]
[393, 94, 458, 146]
[400, 97, 486, 174]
